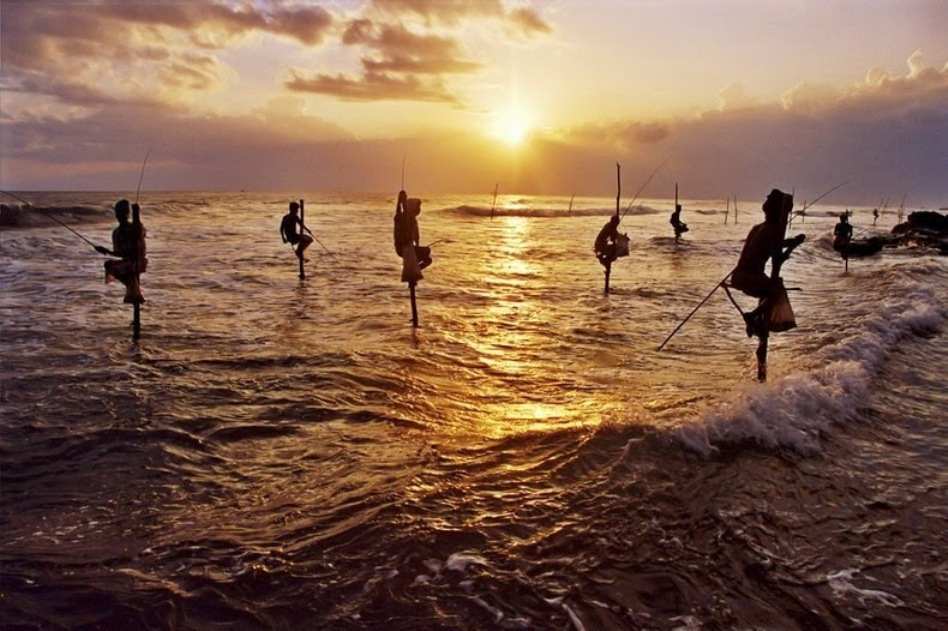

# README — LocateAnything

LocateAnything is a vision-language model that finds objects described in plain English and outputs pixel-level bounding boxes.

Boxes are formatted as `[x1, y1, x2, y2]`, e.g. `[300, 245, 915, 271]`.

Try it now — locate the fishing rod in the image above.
[400, 152, 406, 190]
[621, 158, 668, 219]
[135, 147, 152, 204]
[789, 181, 848, 225]
[302, 224, 341, 263]
[1, 189, 100, 251]
[656, 267, 735, 352]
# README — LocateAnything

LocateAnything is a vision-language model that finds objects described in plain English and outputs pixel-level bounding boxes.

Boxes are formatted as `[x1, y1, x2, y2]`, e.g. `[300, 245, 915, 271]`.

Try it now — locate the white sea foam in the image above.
[827, 569, 904, 607]
[675, 269, 945, 455]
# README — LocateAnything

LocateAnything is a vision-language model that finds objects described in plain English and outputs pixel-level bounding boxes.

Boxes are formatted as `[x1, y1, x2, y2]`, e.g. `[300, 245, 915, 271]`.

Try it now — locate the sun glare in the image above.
[493, 110, 531, 146]
[502, 118, 529, 145]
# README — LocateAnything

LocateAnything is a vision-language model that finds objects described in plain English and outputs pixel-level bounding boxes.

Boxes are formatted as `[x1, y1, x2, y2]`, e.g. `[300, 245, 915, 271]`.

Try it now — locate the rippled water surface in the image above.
[1, 192, 946, 629]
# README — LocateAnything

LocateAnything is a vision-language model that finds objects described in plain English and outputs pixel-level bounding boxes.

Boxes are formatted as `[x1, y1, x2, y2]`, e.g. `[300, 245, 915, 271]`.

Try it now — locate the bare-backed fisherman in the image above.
[94, 199, 147, 303]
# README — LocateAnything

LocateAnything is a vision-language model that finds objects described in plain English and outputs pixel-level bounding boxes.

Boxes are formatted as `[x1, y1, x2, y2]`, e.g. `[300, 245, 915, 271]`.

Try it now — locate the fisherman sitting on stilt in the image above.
[670, 204, 689, 243]
[729, 189, 805, 337]
[95, 199, 147, 304]
[594, 215, 621, 270]
[280, 201, 313, 260]
[832, 212, 853, 257]
[393, 190, 431, 283]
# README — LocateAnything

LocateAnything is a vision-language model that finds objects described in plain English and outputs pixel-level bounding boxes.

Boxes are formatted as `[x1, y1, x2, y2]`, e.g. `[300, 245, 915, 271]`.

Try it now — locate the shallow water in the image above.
[1, 192, 945, 629]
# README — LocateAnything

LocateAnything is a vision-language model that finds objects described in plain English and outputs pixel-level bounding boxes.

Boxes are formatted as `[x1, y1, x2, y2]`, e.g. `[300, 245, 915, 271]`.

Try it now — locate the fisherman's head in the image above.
[289, 201, 300, 215]
[762, 189, 787, 220]
[406, 198, 422, 216]
[675, 204, 682, 212]
[114, 199, 130, 222]
[839, 212, 848, 222]
[610, 215, 620, 226]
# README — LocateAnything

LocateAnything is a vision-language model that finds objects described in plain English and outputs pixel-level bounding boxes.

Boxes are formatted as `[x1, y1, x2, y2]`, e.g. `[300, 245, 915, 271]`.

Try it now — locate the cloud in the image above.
[0, 99, 356, 190]
[0, 1, 334, 108]
[369, 0, 551, 36]
[286, 70, 460, 103]
[536, 53, 948, 205]
[286, 18, 482, 103]
[716, 82, 759, 111]
[780, 82, 840, 111]
[344, 20, 482, 74]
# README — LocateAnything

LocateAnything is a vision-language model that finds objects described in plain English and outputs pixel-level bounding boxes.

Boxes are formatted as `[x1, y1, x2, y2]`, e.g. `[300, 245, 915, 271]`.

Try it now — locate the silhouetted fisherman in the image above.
[730, 189, 804, 337]
[873, 207, 879, 226]
[393, 190, 432, 281]
[280, 201, 313, 260]
[594, 215, 621, 269]
[833, 212, 853, 257]
[670, 204, 689, 243]
[95, 199, 146, 304]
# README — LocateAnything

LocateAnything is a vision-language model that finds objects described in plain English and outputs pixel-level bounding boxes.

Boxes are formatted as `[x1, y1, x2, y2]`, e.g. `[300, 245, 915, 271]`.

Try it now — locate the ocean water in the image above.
[1, 191, 945, 630]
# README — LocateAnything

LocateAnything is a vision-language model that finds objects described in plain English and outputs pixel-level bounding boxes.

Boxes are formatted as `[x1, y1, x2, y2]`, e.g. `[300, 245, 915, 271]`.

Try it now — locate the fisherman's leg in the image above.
[733, 276, 771, 337]
[124, 273, 145, 304]
[104, 260, 119, 283]
[743, 279, 787, 337]
[107, 260, 134, 286]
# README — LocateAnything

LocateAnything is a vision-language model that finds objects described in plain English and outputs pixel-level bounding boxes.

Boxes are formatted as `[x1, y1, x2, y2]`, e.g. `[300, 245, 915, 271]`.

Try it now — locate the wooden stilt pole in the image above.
[409, 281, 419, 327]
[606, 163, 619, 294]
[131, 199, 144, 341]
[133, 303, 141, 340]
[298, 198, 306, 280]
[756, 330, 768, 381]
[725, 197, 729, 224]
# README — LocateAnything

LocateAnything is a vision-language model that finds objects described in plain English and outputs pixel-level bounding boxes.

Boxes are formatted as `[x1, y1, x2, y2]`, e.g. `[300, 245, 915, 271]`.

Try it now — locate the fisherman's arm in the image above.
[777, 233, 806, 264]
[396, 190, 407, 215]
[95, 231, 122, 256]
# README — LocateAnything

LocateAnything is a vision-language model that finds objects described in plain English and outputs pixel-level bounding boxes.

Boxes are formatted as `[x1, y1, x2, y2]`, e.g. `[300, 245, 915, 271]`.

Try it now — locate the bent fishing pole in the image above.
[135, 147, 152, 204]
[1, 190, 100, 251]
[789, 181, 848, 226]
[656, 267, 735, 352]
[621, 158, 668, 219]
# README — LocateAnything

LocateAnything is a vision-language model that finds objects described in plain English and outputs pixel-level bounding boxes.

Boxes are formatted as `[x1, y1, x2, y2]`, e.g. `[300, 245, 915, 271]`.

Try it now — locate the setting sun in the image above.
[501, 116, 530, 145]
[492, 107, 532, 146]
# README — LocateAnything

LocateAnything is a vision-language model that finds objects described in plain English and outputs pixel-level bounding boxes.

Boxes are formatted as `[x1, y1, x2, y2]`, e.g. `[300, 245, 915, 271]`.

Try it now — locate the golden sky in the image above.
[1, 0, 946, 204]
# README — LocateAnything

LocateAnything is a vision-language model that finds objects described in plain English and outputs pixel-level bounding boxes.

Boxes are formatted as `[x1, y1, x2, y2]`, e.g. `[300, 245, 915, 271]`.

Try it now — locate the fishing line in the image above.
[621, 158, 668, 219]
[1, 190, 100, 251]
[303, 225, 341, 263]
